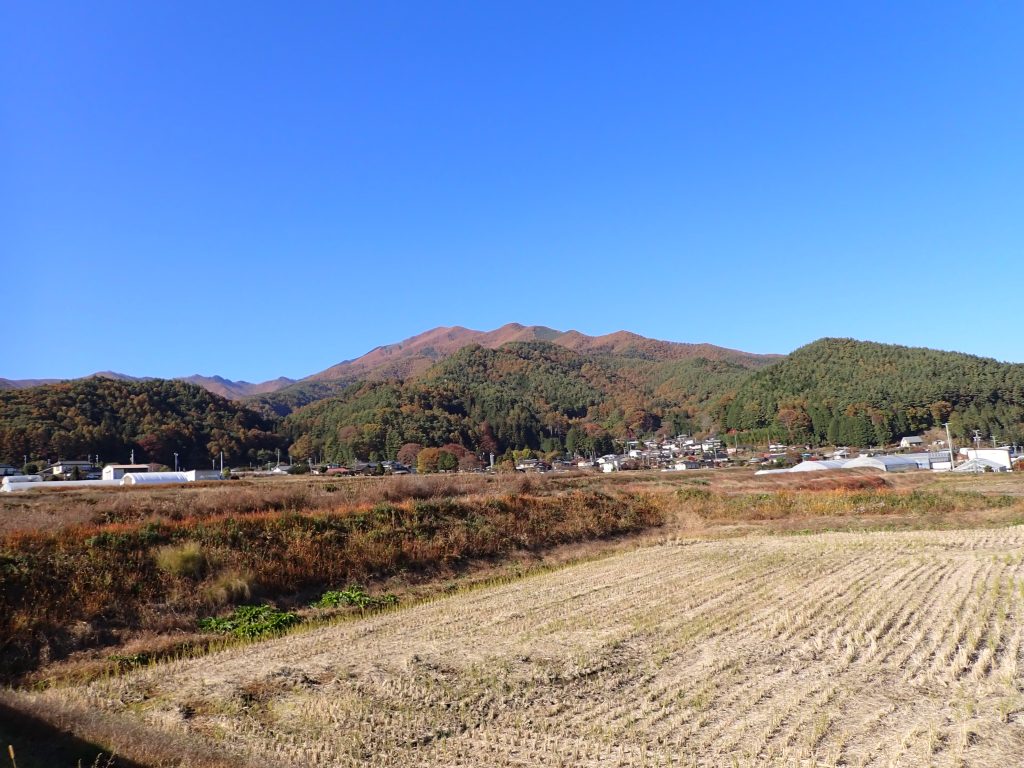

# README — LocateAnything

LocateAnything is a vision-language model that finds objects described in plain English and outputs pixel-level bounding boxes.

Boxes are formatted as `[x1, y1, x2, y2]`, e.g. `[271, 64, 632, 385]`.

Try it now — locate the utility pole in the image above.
[943, 422, 955, 471]
[174, 452, 179, 472]
[220, 451, 224, 474]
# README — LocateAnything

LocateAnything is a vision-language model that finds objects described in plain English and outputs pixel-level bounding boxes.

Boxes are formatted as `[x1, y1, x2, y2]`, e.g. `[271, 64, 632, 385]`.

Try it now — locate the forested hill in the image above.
[0, 379, 281, 468]
[248, 324, 777, 417]
[8, 337, 1024, 468]
[717, 338, 1024, 446]
[279, 341, 759, 462]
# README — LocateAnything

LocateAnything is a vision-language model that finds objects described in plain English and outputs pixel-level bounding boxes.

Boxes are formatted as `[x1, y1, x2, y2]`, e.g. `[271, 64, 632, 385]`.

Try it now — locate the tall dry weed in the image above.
[0, 485, 661, 681]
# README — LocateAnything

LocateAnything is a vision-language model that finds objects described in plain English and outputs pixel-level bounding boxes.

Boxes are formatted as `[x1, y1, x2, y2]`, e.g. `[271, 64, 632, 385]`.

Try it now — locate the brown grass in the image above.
[0, 485, 663, 682]
[0, 473, 559, 535]
[2, 467, 1016, 536]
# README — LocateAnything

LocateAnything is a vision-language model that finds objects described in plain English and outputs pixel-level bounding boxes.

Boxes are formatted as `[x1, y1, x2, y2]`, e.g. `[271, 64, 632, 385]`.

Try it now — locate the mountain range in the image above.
[4, 326, 1024, 468]
[0, 324, 778, 400]
[0, 372, 297, 400]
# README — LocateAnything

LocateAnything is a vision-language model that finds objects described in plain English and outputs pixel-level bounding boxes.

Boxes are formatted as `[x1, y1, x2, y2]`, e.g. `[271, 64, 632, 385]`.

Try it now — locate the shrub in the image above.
[198, 604, 299, 638]
[676, 487, 712, 501]
[203, 570, 254, 606]
[314, 585, 399, 610]
[155, 542, 207, 579]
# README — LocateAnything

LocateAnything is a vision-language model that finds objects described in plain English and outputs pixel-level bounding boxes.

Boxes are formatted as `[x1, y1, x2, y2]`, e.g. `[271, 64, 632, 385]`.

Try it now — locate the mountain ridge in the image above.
[5, 335, 1024, 467]
[0, 372, 297, 400]
[2, 325, 778, 402]
[303, 323, 780, 383]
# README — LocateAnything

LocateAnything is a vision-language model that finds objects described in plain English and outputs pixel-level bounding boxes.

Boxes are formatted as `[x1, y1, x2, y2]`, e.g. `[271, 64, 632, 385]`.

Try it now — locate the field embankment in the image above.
[0, 475, 662, 683]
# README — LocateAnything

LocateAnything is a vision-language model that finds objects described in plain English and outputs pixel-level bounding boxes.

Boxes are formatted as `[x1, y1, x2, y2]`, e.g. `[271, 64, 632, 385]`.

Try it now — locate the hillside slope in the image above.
[718, 337, 1024, 445]
[254, 324, 777, 416]
[0, 378, 280, 467]
[280, 341, 757, 461]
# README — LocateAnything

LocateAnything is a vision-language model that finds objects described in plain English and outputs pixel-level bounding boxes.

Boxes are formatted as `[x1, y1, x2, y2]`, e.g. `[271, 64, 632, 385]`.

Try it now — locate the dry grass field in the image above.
[10, 523, 1024, 767]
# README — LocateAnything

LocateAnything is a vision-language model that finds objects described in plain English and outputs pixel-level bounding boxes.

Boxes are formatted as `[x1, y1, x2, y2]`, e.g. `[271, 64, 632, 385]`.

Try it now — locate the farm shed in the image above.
[102, 464, 150, 481]
[184, 469, 222, 482]
[962, 448, 1013, 471]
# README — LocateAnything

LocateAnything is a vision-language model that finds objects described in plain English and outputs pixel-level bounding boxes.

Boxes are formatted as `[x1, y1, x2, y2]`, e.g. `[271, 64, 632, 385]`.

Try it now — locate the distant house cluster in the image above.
[569, 436, 730, 474]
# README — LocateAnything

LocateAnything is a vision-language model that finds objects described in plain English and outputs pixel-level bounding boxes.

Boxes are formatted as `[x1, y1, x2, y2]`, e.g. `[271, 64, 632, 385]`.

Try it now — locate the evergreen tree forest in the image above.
[717, 338, 1024, 447]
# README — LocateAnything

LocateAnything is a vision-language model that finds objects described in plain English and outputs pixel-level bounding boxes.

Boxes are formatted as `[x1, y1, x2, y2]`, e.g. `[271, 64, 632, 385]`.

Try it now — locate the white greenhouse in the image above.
[120, 471, 192, 485]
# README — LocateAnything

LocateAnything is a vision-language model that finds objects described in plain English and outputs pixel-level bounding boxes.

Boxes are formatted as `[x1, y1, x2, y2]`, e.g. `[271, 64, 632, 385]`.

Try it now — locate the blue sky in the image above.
[3, 2, 1022, 381]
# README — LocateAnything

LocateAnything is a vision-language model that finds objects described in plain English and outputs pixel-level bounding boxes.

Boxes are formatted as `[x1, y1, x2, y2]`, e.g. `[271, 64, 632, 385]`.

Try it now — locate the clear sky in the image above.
[3, 2, 1022, 382]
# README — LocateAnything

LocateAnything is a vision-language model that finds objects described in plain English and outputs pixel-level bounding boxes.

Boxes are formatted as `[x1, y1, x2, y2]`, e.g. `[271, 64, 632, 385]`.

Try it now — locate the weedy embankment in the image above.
[0, 483, 662, 683]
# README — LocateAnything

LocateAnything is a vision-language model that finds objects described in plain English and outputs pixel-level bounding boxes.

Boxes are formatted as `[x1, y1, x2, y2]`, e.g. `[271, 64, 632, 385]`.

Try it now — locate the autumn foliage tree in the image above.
[397, 443, 423, 467]
[416, 447, 440, 474]
[289, 434, 314, 461]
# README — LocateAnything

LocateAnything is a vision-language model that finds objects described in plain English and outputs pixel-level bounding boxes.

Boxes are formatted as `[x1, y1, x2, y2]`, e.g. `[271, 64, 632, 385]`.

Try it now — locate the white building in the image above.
[102, 464, 151, 481]
[959, 448, 1012, 471]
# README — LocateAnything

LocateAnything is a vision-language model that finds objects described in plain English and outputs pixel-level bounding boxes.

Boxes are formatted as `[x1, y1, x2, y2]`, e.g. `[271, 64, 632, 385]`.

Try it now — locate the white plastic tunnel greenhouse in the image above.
[120, 472, 192, 485]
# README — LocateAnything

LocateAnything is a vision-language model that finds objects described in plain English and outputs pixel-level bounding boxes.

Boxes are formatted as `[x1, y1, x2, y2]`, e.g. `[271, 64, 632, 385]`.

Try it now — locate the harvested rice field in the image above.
[15, 526, 1024, 767]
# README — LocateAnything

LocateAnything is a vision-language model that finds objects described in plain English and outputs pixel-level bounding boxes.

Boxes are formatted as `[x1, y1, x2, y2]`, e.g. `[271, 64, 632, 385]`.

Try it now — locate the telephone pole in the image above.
[943, 422, 955, 471]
